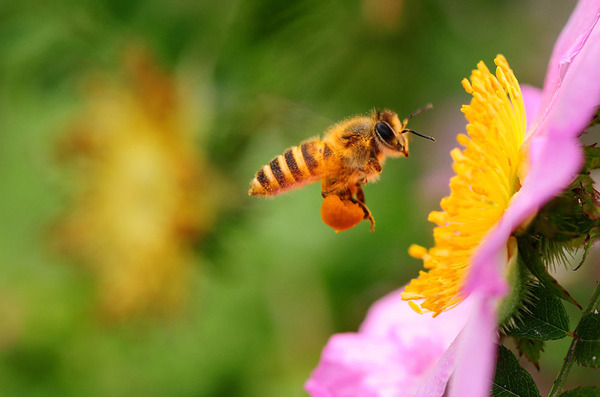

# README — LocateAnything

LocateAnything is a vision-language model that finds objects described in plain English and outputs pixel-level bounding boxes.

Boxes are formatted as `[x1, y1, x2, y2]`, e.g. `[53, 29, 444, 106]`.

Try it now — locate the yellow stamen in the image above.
[409, 244, 428, 259]
[408, 301, 424, 314]
[401, 55, 527, 316]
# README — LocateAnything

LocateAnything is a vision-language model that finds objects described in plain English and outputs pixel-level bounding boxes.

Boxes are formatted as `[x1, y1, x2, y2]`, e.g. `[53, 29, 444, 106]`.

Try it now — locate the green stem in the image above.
[548, 281, 600, 397]
[547, 336, 578, 397]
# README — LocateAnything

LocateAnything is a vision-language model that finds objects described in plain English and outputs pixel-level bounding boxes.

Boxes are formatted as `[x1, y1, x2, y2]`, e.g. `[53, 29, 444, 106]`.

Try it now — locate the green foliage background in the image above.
[1, 0, 596, 396]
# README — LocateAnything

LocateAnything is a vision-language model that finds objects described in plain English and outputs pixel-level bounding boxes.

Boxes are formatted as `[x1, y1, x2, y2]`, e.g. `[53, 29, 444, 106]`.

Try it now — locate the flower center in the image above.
[401, 55, 527, 316]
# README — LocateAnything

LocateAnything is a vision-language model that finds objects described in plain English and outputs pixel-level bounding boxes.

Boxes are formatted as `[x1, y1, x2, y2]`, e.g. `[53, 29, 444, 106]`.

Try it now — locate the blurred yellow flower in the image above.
[55, 49, 216, 321]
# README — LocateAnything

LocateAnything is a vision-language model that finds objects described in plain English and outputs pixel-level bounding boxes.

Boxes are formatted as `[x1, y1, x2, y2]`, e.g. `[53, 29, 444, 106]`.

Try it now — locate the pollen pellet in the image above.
[320, 195, 364, 232]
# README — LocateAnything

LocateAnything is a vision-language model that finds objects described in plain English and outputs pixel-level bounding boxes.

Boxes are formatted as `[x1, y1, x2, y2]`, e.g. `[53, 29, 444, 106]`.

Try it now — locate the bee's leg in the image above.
[350, 184, 375, 232]
[321, 177, 351, 199]
[355, 183, 366, 205]
[322, 188, 352, 202]
[353, 200, 375, 232]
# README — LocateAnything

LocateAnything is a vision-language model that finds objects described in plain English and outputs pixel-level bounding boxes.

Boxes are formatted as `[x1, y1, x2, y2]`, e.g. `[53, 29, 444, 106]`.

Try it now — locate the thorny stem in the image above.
[548, 280, 600, 397]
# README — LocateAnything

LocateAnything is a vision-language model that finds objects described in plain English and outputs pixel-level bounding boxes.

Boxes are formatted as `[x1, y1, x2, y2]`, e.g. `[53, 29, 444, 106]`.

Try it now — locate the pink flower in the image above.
[305, 289, 473, 397]
[306, 1, 600, 396]
[453, 1, 600, 395]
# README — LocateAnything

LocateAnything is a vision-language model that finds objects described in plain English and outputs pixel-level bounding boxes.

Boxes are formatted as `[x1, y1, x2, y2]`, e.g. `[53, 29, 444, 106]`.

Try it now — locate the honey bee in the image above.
[249, 105, 434, 231]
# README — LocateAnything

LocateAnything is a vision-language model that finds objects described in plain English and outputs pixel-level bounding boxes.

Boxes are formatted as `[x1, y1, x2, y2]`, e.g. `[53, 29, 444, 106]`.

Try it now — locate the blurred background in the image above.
[0, 0, 598, 396]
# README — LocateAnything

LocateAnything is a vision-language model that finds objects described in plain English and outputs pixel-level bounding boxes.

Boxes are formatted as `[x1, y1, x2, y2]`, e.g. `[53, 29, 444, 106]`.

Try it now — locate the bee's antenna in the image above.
[403, 129, 436, 141]
[401, 103, 435, 141]
[403, 103, 433, 123]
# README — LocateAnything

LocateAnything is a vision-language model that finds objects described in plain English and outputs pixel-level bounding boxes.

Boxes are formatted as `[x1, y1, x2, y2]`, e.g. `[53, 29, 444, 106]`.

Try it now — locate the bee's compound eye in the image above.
[375, 121, 395, 144]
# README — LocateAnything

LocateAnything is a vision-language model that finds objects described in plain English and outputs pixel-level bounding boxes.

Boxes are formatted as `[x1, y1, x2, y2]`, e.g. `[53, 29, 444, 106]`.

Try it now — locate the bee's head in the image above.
[374, 106, 435, 157]
[374, 110, 409, 157]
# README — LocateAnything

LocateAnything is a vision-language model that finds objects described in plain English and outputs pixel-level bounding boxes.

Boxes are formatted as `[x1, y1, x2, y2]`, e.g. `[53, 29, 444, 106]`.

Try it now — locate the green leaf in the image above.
[571, 174, 600, 223]
[514, 337, 544, 370]
[559, 387, 600, 397]
[492, 345, 540, 397]
[524, 171, 600, 255]
[508, 284, 570, 341]
[517, 238, 581, 309]
[582, 145, 600, 173]
[574, 311, 600, 367]
[589, 108, 600, 128]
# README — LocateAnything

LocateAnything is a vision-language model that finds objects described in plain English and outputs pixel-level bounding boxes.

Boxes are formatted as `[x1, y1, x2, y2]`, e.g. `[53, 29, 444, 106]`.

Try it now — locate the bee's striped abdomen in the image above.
[249, 140, 326, 196]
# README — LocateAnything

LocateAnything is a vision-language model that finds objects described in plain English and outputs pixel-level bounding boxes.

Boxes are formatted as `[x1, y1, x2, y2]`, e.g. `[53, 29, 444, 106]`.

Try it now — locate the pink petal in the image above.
[306, 290, 474, 397]
[448, 293, 498, 397]
[542, 0, 600, 102]
[415, 335, 460, 397]
[521, 85, 543, 131]
[453, 229, 512, 397]
[360, 290, 467, 348]
[533, 3, 600, 139]
[513, 136, 583, 215]
[305, 333, 424, 397]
